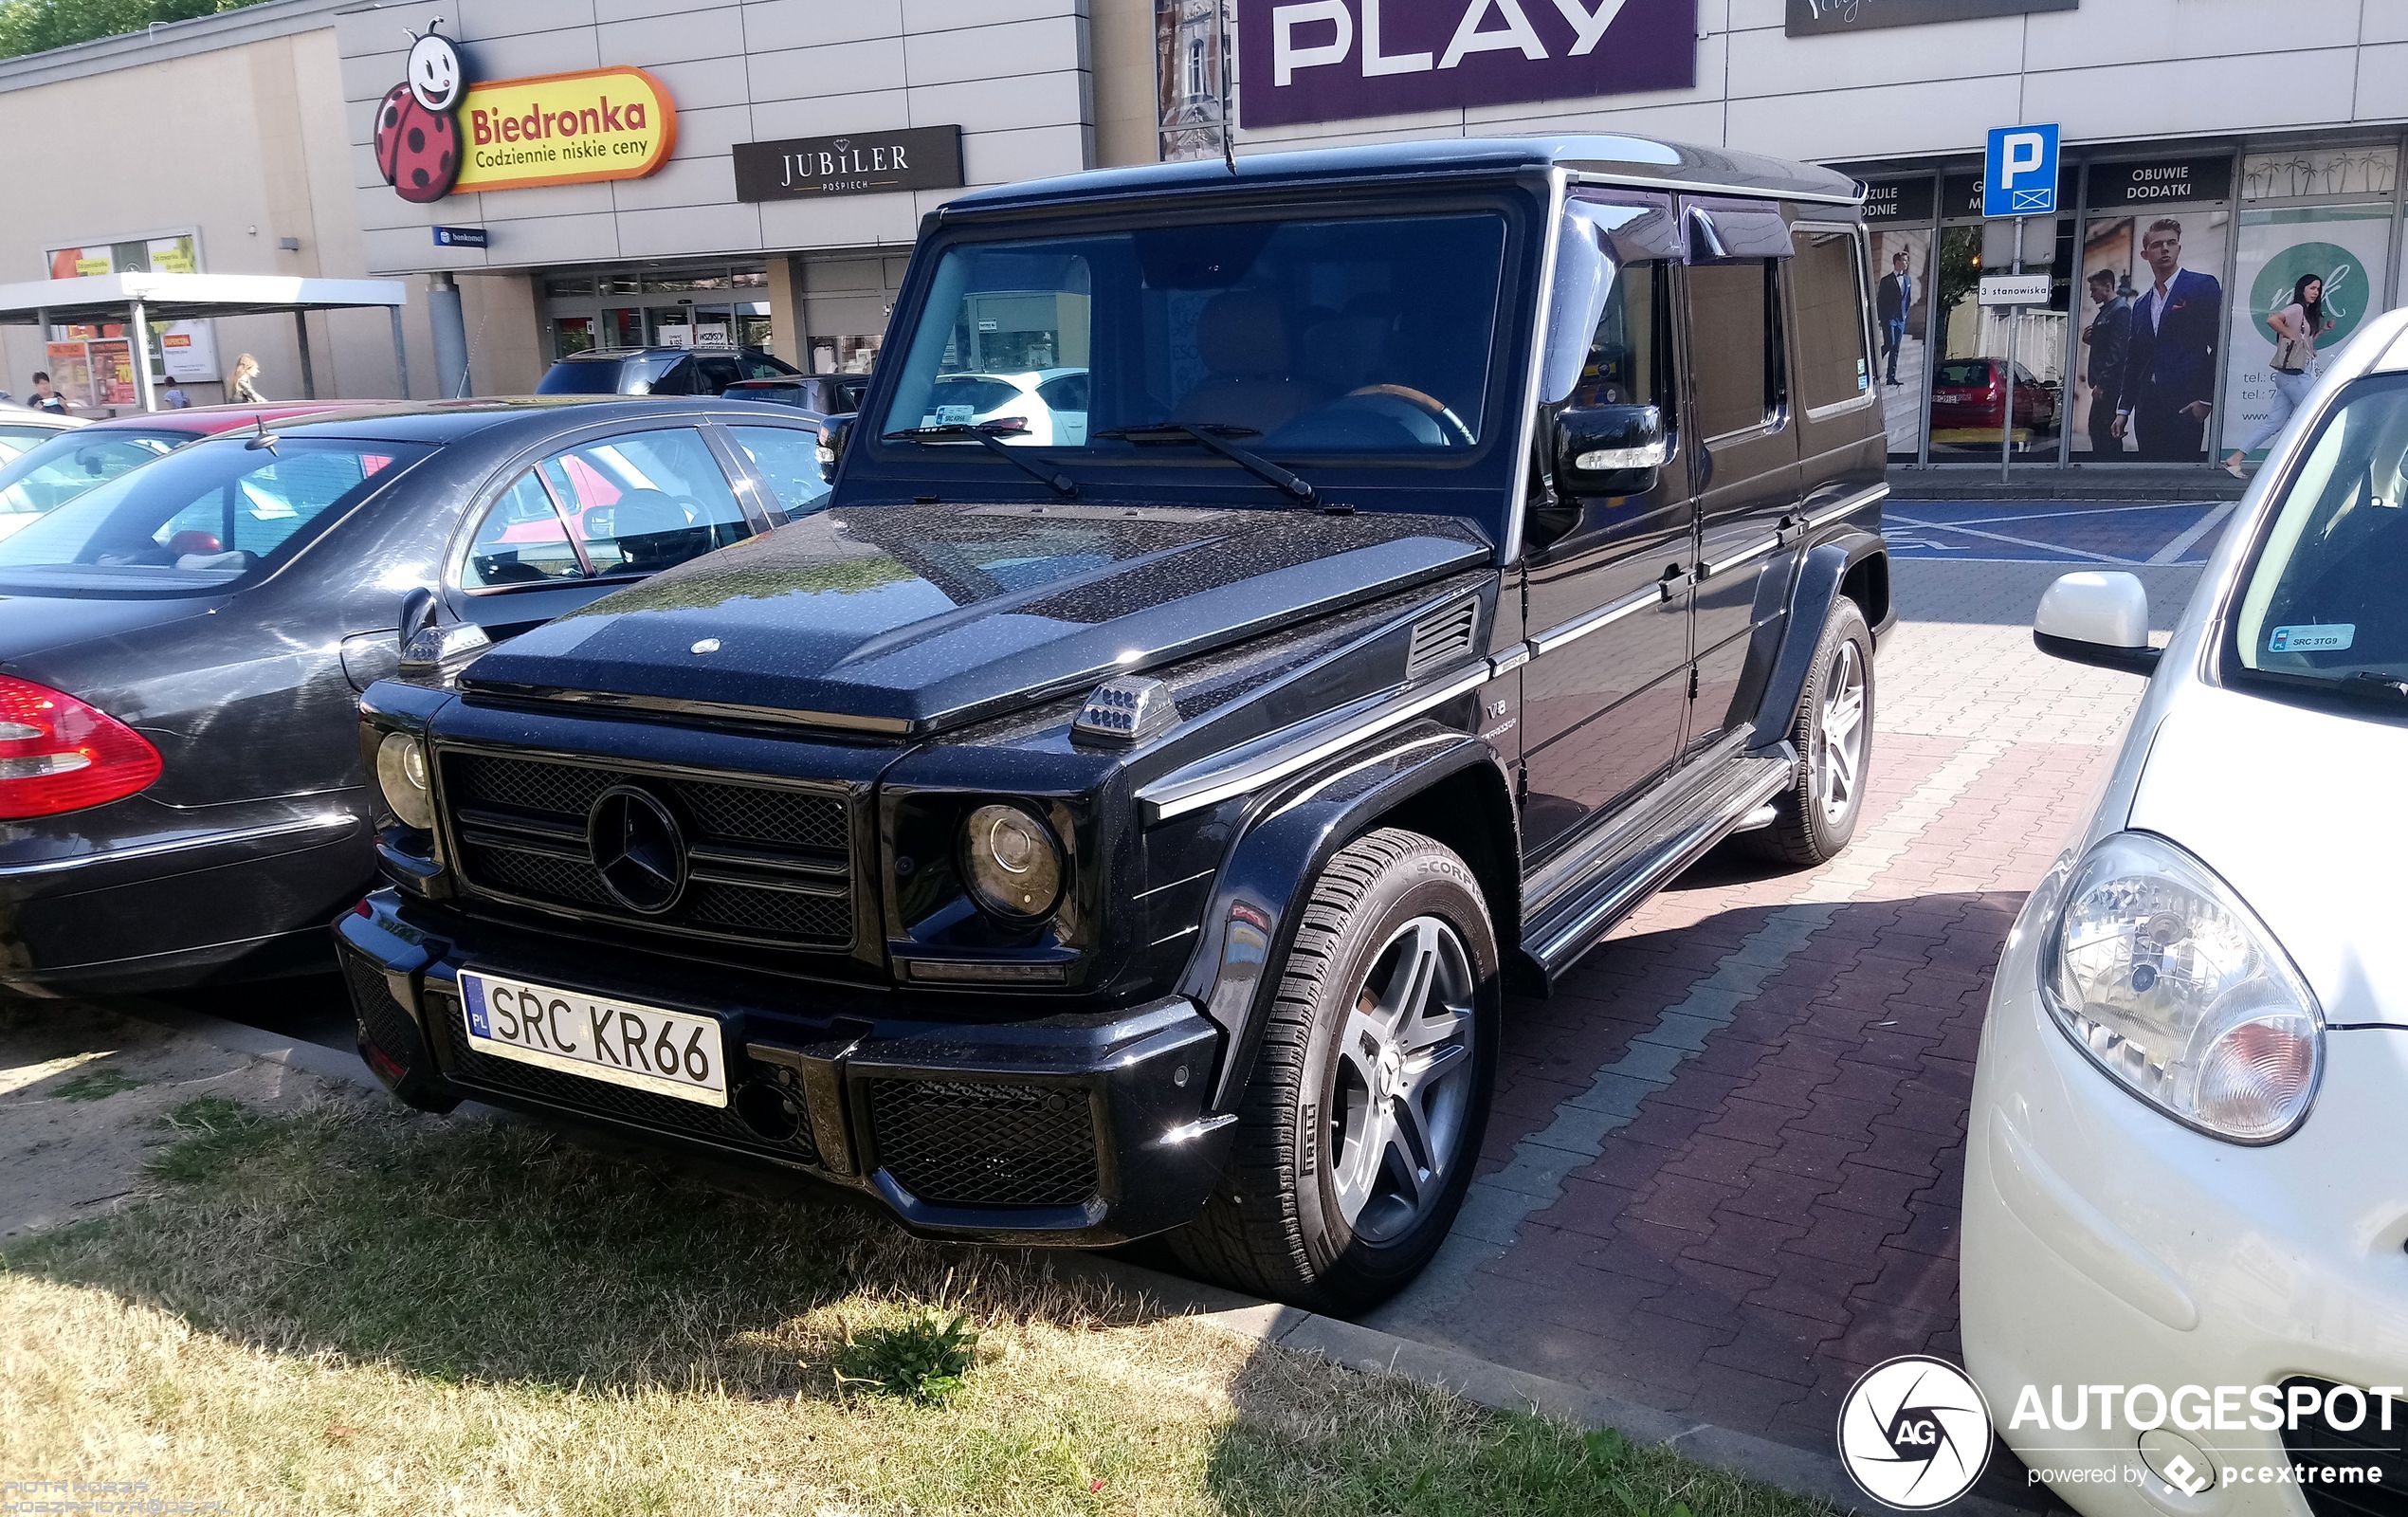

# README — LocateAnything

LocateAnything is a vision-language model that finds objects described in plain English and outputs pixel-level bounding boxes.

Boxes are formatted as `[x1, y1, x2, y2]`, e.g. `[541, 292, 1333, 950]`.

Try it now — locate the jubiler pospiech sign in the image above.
[733, 127, 965, 202]
[1235, 0, 1698, 131]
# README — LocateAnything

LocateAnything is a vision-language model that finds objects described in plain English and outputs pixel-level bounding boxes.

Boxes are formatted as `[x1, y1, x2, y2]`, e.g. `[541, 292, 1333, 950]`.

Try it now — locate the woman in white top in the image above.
[2226, 273, 2333, 477]
[228, 353, 268, 405]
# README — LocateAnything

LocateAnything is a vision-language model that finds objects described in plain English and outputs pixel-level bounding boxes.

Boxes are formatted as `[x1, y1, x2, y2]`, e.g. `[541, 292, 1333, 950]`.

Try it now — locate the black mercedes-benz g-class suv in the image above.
[340, 136, 1891, 1309]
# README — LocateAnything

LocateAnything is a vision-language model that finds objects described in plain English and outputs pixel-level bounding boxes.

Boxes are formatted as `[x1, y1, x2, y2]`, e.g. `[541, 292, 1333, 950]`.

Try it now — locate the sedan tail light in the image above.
[0, 674, 164, 819]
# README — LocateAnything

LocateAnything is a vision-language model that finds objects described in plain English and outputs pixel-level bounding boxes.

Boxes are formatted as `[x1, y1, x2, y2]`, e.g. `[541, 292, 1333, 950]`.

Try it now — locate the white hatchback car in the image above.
[921, 368, 1088, 446]
[1962, 310, 2408, 1517]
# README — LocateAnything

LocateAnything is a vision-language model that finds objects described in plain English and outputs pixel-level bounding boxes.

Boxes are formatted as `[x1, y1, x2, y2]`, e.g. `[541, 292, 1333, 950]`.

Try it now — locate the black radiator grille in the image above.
[2282, 1380, 2408, 1517]
[343, 954, 425, 1065]
[440, 750, 854, 951]
[427, 992, 820, 1165]
[867, 1079, 1101, 1209]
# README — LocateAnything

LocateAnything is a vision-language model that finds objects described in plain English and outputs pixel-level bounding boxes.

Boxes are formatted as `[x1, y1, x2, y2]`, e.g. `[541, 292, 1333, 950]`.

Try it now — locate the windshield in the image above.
[0, 435, 430, 594]
[2228, 375, 2408, 700]
[875, 210, 1511, 470]
[0, 429, 186, 534]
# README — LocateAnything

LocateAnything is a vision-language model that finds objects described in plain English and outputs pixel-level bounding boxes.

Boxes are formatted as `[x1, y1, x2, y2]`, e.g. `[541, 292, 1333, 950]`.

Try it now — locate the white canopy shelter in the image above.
[0, 271, 410, 412]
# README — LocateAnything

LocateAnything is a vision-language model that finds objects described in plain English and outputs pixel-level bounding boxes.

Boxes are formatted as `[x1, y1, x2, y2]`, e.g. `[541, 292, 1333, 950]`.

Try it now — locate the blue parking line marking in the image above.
[1884, 499, 2230, 566]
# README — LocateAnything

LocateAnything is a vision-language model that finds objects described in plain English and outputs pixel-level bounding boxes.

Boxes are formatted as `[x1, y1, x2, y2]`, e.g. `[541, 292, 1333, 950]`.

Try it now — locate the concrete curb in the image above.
[119, 998, 2032, 1517]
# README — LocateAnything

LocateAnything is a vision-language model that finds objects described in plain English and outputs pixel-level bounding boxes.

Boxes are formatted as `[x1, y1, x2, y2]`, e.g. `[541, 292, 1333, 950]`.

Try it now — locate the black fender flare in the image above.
[1173, 722, 1515, 1113]
[1748, 530, 1888, 753]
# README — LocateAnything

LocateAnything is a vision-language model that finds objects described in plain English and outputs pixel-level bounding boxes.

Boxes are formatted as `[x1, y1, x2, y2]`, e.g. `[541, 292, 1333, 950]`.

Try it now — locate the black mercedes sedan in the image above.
[0, 397, 834, 996]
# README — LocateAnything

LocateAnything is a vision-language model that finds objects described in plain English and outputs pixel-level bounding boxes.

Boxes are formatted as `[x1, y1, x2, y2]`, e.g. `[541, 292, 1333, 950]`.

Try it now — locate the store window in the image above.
[2072, 155, 2235, 464]
[1861, 175, 1938, 461]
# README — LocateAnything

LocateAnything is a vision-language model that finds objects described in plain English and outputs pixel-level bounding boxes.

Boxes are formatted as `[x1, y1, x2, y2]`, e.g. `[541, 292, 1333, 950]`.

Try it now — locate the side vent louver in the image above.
[1405, 599, 1480, 680]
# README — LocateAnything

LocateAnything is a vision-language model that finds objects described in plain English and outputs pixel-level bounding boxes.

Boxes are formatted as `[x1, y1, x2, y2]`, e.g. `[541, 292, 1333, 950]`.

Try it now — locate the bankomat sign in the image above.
[1236, 0, 1698, 129]
[372, 21, 676, 203]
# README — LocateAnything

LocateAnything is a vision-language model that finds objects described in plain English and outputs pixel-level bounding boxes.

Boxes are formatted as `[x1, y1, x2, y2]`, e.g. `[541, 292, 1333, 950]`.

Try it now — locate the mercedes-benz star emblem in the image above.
[588, 785, 687, 916]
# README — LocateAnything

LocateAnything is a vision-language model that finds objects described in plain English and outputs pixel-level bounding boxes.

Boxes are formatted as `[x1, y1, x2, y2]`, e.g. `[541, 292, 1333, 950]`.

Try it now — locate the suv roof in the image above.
[942, 135, 1864, 220]
[553, 346, 770, 362]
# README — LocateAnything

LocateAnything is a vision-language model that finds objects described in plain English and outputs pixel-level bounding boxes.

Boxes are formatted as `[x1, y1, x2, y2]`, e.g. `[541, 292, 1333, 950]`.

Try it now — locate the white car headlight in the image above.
[2040, 832, 2323, 1143]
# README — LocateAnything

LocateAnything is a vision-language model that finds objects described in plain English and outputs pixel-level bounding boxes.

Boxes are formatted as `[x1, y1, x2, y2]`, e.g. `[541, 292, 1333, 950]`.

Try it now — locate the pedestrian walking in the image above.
[2225, 273, 2334, 476]
[228, 353, 268, 404]
[159, 375, 192, 410]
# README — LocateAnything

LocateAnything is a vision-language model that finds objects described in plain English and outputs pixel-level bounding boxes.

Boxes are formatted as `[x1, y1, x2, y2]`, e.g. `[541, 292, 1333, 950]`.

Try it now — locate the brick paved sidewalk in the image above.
[1365, 554, 2205, 1487]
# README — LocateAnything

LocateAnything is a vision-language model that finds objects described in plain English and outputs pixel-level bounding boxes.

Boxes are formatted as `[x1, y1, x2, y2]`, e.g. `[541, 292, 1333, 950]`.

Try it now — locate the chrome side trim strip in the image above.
[0, 813, 355, 879]
[1487, 644, 1531, 676]
[1527, 585, 1662, 655]
[1806, 482, 1889, 532]
[1139, 667, 1491, 822]
[1704, 534, 1782, 579]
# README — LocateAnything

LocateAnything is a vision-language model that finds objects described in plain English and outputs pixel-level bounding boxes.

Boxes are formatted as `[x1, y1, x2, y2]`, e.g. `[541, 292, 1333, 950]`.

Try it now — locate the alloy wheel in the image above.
[1326, 915, 1477, 1245]
[1813, 639, 1867, 827]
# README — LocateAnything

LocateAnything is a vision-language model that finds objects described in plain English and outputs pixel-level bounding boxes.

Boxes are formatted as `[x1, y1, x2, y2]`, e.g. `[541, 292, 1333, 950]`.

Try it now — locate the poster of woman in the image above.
[2220, 204, 2392, 464]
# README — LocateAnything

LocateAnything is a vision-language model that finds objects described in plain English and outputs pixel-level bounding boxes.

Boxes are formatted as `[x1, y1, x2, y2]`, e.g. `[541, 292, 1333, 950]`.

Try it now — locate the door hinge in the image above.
[1515, 763, 1529, 811]
[1687, 667, 1701, 701]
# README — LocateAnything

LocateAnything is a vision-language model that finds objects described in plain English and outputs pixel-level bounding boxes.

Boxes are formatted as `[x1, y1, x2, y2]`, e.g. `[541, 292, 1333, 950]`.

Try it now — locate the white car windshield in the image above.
[2230, 375, 2408, 699]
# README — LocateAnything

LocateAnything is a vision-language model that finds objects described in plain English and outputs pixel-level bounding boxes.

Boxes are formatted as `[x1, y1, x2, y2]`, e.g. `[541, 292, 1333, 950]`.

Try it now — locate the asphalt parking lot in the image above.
[134, 494, 2226, 1496]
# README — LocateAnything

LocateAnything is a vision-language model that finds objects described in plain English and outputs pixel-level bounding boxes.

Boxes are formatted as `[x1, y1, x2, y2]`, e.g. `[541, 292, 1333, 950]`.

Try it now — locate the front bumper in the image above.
[1961, 895, 2408, 1517]
[335, 889, 1231, 1245]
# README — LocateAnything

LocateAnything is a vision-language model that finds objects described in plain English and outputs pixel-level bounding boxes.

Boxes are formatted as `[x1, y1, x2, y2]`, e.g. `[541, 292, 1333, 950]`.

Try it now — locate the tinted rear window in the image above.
[538, 356, 672, 394]
[1936, 361, 1995, 388]
[0, 436, 430, 594]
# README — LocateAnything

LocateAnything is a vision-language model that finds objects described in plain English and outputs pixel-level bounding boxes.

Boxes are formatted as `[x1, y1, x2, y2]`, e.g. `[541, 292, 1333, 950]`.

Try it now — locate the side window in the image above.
[696, 356, 743, 394]
[648, 358, 695, 395]
[1789, 229, 1872, 413]
[730, 425, 833, 518]
[539, 428, 753, 577]
[462, 470, 581, 589]
[744, 355, 789, 380]
[1568, 263, 1665, 411]
[1687, 260, 1784, 439]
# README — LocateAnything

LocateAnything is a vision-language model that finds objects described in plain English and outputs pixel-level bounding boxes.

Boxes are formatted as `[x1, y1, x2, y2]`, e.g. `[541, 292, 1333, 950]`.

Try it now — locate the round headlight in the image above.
[375, 731, 436, 832]
[2041, 831, 2323, 1143]
[959, 803, 1063, 922]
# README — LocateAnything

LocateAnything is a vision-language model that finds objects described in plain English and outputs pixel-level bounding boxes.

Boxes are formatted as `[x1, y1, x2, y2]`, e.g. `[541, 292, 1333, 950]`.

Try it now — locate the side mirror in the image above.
[398, 586, 439, 649]
[2034, 571, 2160, 675]
[819, 416, 854, 482]
[1554, 404, 1669, 497]
[399, 620, 492, 676]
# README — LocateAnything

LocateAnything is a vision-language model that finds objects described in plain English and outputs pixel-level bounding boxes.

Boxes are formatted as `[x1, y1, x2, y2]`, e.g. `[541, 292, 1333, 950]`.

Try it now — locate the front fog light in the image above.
[2042, 831, 2323, 1142]
[960, 802, 1063, 921]
[375, 732, 436, 832]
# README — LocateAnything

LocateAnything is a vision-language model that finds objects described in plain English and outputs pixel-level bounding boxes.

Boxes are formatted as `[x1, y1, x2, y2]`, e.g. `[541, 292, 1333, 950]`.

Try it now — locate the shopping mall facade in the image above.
[3, 0, 2404, 476]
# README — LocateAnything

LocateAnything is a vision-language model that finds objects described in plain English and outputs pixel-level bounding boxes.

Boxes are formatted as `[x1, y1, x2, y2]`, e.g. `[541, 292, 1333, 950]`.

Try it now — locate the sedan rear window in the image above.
[0, 430, 185, 531]
[0, 436, 429, 594]
[2228, 374, 2408, 703]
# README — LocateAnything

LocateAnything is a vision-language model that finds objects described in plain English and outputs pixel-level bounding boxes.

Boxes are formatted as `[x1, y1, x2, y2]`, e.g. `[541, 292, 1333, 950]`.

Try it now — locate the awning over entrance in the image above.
[0, 272, 410, 411]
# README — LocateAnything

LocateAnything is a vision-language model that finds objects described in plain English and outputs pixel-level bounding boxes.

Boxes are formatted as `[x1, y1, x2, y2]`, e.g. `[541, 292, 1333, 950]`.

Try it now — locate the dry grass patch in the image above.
[1, 1095, 1835, 1517]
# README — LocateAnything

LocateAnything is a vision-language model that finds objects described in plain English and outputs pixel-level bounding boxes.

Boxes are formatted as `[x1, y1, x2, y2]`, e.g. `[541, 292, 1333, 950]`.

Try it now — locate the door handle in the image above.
[1657, 561, 1695, 602]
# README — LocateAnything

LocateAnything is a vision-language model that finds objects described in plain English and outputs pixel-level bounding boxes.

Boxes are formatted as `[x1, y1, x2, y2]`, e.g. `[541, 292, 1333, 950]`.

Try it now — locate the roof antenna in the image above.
[246, 415, 280, 454]
[1218, 2, 1236, 176]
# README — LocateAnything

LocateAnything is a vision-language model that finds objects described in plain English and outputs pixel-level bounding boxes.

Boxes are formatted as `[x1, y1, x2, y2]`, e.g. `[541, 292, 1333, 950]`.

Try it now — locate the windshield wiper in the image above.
[2345, 670, 2408, 701]
[882, 422, 1078, 499]
[1091, 421, 1317, 506]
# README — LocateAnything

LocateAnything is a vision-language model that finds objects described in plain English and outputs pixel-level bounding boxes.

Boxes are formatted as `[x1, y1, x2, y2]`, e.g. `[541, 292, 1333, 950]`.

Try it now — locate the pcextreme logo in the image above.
[373, 18, 677, 203]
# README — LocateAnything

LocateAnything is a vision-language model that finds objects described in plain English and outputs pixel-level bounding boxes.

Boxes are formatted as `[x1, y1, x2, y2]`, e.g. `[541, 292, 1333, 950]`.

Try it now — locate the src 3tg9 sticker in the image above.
[2269, 623, 2356, 653]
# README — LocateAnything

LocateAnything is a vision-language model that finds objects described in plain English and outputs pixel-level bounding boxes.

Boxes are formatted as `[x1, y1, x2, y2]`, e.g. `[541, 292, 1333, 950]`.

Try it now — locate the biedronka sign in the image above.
[374, 22, 676, 203]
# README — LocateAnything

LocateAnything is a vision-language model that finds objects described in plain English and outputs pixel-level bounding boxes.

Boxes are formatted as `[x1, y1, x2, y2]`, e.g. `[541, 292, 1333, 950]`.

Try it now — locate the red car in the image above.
[1928, 357, 2060, 446]
[0, 403, 360, 541]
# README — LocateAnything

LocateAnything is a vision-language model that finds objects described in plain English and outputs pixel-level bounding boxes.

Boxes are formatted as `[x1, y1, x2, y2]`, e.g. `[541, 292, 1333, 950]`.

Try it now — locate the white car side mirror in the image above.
[2034, 571, 2159, 675]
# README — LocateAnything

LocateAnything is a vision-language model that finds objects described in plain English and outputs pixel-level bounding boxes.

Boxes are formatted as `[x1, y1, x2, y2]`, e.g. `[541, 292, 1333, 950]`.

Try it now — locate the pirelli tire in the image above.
[1170, 828, 1500, 1313]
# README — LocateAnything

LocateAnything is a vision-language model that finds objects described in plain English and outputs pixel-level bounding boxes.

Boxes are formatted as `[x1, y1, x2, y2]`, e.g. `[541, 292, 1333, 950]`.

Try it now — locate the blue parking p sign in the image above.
[1984, 124, 2060, 217]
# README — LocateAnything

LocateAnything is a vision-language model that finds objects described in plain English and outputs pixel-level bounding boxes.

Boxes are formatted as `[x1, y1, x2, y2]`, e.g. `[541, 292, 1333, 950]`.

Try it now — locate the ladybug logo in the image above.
[374, 20, 465, 204]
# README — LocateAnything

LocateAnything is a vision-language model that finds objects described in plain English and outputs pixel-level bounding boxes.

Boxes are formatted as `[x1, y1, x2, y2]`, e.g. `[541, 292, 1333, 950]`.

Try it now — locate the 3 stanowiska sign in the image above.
[374, 22, 676, 203]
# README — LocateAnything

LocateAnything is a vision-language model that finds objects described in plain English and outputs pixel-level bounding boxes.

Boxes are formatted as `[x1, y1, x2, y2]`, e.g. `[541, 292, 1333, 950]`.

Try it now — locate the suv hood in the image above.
[2125, 683, 2408, 1028]
[460, 503, 1491, 735]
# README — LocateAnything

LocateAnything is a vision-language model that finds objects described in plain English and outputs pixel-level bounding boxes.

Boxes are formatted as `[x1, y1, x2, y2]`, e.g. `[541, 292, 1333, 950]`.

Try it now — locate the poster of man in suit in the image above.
[1870, 228, 1930, 458]
[2070, 211, 2230, 459]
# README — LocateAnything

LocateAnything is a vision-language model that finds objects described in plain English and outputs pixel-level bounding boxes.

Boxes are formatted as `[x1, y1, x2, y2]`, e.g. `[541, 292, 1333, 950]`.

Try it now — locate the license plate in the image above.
[458, 970, 727, 1106]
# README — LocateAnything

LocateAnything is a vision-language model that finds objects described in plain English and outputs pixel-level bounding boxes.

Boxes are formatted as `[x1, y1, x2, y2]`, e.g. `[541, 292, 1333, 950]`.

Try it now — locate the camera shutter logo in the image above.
[1836, 1356, 1994, 1508]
